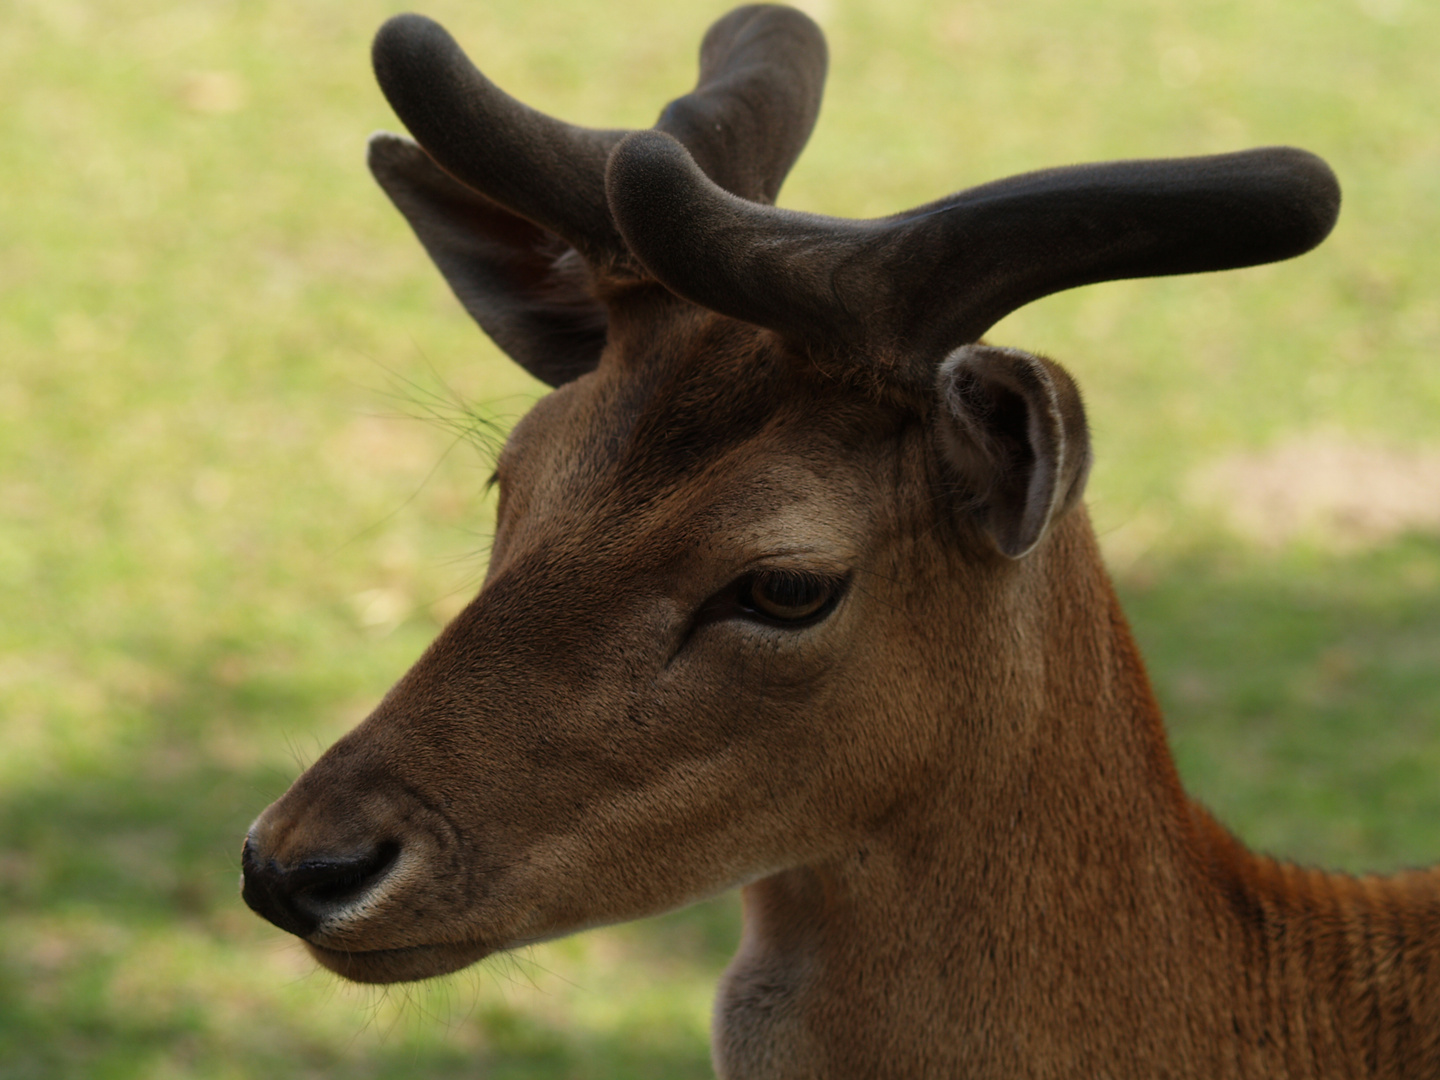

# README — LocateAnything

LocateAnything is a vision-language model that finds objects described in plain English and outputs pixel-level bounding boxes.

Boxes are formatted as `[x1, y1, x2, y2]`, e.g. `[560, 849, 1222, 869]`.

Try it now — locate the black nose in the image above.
[240, 837, 399, 938]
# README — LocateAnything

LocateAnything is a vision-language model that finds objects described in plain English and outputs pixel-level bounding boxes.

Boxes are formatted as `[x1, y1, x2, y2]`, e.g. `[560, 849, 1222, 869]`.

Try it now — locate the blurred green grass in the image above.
[2, 0, 1438, 1076]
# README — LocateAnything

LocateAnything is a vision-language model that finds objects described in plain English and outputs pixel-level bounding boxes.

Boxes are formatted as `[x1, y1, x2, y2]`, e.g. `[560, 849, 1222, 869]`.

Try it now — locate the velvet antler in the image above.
[607, 130, 1341, 373]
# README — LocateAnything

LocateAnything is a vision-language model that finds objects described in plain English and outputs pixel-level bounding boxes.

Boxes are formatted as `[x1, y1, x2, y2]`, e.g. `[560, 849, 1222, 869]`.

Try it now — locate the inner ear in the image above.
[368, 133, 608, 387]
[935, 345, 1092, 558]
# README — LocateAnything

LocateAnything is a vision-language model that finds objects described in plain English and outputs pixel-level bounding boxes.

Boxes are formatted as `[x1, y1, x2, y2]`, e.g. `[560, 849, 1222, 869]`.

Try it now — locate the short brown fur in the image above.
[242, 7, 1436, 1077]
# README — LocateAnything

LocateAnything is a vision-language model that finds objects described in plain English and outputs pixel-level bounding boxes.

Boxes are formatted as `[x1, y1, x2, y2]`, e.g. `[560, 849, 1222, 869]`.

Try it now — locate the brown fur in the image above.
[242, 8, 1433, 1076]
[246, 290, 1440, 1077]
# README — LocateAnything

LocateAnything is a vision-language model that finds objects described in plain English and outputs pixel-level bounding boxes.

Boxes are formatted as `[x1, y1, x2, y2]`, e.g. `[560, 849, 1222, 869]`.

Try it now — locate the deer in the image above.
[240, 5, 1440, 1077]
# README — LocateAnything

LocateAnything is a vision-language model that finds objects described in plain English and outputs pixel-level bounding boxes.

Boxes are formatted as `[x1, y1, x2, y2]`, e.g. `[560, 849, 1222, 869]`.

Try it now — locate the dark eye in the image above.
[738, 570, 845, 627]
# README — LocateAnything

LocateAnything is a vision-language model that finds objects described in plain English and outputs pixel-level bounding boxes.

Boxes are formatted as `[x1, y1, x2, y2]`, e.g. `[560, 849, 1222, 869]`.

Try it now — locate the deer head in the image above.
[242, 1, 1338, 1013]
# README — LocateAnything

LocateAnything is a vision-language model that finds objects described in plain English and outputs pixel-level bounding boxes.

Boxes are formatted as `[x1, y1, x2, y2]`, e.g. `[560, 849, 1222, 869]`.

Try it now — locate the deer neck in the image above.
[712, 511, 1440, 1079]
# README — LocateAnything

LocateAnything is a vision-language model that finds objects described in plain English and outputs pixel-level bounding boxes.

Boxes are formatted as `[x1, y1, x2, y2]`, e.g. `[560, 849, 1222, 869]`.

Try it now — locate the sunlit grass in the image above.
[3, 0, 1438, 1075]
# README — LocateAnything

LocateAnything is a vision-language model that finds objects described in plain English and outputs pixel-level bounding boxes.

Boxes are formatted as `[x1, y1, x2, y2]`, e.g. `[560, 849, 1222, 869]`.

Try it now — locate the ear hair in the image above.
[935, 345, 1092, 558]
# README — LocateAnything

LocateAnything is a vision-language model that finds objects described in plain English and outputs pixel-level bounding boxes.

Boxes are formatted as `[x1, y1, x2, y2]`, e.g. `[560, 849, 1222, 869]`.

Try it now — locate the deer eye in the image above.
[738, 570, 845, 627]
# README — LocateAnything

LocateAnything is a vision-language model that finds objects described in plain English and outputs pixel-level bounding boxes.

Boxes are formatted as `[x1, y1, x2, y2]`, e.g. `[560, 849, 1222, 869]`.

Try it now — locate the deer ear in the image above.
[368, 133, 608, 387]
[935, 345, 1092, 559]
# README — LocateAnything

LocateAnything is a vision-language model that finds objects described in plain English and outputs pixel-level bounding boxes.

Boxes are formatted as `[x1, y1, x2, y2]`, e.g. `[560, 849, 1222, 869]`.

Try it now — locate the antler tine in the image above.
[895, 147, 1342, 356]
[607, 131, 1341, 373]
[372, 14, 628, 266]
[655, 4, 827, 206]
[373, 7, 827, 272]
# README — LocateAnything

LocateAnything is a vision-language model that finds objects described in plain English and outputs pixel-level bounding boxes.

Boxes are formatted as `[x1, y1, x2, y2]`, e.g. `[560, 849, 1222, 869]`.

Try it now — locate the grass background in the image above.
[2, 0, 1438, 1075]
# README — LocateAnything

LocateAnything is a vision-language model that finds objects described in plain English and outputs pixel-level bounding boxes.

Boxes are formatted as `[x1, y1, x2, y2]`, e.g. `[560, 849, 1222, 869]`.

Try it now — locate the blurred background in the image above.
[2, 0, 1438, 1075]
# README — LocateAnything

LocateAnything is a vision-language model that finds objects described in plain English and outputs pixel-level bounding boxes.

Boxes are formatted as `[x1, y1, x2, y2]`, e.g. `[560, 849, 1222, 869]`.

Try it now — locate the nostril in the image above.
[290, 841, 400, 906]
[241, 838, 400, 938]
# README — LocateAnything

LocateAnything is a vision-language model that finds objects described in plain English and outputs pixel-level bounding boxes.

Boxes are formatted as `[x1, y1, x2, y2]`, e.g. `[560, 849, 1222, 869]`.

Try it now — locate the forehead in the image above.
[496, 305, 909, 559]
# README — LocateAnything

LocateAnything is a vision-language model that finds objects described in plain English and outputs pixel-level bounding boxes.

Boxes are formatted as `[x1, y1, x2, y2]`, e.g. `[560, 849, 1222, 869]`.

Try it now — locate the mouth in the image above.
[305, 937, 495, 984]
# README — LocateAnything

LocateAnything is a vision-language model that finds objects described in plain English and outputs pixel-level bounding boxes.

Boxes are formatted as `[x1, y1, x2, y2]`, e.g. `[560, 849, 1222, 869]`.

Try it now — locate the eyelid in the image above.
[739, 551, 853, 577]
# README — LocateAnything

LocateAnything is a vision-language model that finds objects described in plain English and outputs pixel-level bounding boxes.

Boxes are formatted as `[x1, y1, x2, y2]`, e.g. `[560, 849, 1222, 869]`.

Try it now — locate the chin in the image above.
[305, 938, 495, 984]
